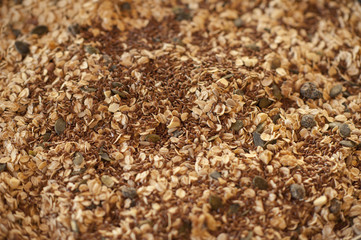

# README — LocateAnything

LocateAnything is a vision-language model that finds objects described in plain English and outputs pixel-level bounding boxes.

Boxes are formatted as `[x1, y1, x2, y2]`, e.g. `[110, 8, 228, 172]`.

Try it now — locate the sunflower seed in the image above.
[54, 118, 66, 135]
[0, 163, 6, 172]
[15, 41, 30, 56]
[30, 25, 48, 36]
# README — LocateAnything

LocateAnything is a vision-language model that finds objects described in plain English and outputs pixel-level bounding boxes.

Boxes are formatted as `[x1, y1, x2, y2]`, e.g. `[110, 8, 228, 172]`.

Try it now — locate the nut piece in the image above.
[300, 82, 322, 99]
[290, 184, 306, 200]
[313, 195, 327, 206]
[167, 116, 181, 128]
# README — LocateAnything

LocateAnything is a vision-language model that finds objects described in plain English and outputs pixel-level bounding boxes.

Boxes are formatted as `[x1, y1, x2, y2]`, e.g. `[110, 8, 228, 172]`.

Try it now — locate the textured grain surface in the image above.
[1, 0, 361, 239]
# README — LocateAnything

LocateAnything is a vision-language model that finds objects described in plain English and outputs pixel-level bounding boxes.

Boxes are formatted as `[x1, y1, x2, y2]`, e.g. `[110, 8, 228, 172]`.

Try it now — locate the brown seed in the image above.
[252, 176, 268, 190]
[271, 57, 281, 69]
[30, 25, 48, 36]
[209, 195, 222, 210]
[329, 198, 341, 214]
[15, 41, 30, 56]
[54, 118, 66, 135]
[258, 97, 273, 108]
[0, 163, 6, 172]
[145, 134, 161, 143]
[290, 184, 306, 200]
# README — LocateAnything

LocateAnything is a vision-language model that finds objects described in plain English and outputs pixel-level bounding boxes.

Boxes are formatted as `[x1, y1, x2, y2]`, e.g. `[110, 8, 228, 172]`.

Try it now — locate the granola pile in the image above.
[1, 0, 361, 239]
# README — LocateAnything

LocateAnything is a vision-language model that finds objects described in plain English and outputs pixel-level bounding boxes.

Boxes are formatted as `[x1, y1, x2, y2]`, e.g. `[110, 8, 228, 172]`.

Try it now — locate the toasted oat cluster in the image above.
[1, 0, 361, 239]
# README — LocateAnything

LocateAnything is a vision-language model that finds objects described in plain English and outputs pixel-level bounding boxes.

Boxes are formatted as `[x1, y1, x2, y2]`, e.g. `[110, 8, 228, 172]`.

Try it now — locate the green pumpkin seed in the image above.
[0, 163, 6, 172]
[258, 97, 273, 108]
[68, 24, 80, 36]
[43, 132, 51, 142]
[290, 184, 306, 200]
[73, 152, 84, 166]
[253, 132, 265, 148]
[209, 195, 222, 210]
[340, 140, 355, 147]
[230, 120, 243, 131]
[223, 74, 234, 79]
[111, 82, 124, 88]
[100, 152, 112, 161]
[80, 86, 97, 92]
[339, 123, 350, 138]
[101, 175, 114, 187]
[329, 84, 342, 98]
[145, 134, 161, 143]
[234, 18, 243, 28]
[228, 203, 240, 214]
[272, 83, 282, 100]
[54, 118, 66, 135]
[84, 45, 99, 54]
[245, 44, 260, 51]
[210, 171, 221, 180]
[111, 89, 128, 99]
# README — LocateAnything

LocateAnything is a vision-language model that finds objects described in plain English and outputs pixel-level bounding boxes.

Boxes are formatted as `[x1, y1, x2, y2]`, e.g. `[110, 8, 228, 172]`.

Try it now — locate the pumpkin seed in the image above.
[173, 7, 191, 21]
[68, 24, 80, 36]
[258, 97, 273, 108]
[245, 44, 260, 51]
[28, 150, 36, 156]
[210, 171, 221, 180]
[145, 134, 161, 143]
[0, 163, 6, 172]
[15, 41, 30, 56]
[329, 198, 341, 214]
[253, 132, 265, 148]
[241, 231, 253, 240]
[54, 118, 66, 135]
[228, 203, 240, 214]
[230, 120, 243, 131]
[339, 123, 350, 138]
[290, 184, 306, 200]
[234, 18, 243, 28]
[80, 86, 97, 92]
[120, 2, 131, 11]
[209, 195, 222, 210]
[73, 152, 84, 166]
[43, 132, 51, 142]
[122, 187, 137, 199]
[84, 45, 99, 54]
[111, 89, 128, 99]
[101, 175, 114, 188]
[179, 220, 192, 235]
[252, 176, 268, 190]
[223, 73, 234, 79]
[340, 140, 355, 147]
[30, 25, 48, 36]
[100, 152, 112, 161]
[233, 89, 244, 95]
[329, 84, 342, 98]
[272, 83, 282, 100]
[111, 82, 123, 88]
